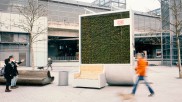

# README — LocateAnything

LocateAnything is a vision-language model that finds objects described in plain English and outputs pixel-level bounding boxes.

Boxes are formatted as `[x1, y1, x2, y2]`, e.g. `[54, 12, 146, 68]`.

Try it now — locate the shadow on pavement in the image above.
[117, 93, 137, 102]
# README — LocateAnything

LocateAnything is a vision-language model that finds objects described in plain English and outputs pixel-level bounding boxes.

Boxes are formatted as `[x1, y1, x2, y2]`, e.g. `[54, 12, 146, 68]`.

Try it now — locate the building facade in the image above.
[134, 12, 161, 63]
[161, 0, 182, 66]
[45, 0, 109, 61]
[0, 0, 47, 67]
[0, 0, 162, 67]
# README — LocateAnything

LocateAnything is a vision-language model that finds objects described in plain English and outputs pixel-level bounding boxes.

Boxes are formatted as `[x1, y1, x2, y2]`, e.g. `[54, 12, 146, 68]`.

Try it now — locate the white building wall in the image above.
[0, 12, 48, 67]
[32, 17, 48, 67]
[0, 13, 25, 32]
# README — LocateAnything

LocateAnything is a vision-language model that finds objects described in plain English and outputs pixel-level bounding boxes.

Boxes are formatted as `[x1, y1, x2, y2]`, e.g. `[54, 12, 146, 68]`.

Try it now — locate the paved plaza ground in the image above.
[0, 65, 182, 102]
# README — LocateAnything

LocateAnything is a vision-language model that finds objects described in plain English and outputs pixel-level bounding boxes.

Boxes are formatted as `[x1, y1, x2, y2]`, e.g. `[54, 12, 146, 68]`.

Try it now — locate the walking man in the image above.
[131, 53, 154, 96]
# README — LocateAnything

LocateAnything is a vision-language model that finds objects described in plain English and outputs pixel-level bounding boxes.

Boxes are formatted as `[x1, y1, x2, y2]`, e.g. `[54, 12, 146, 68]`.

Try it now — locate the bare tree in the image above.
[160, 0, 182, 78]
[0, 11, 4, 29]
[14, 0, 47, 69]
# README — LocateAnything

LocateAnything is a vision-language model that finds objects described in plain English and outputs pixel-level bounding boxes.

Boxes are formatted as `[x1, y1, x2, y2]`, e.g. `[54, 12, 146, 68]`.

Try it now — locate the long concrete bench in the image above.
[0, 70, 54, 85]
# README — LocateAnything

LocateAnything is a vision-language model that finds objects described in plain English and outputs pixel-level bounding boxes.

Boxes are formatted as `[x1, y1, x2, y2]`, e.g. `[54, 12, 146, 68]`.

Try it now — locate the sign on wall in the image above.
[114, 18, 131, 26]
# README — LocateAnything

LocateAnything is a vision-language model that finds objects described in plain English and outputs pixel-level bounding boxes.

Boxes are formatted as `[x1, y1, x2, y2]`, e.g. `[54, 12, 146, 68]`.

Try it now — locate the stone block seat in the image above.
[0, 70, 54, 85]
[73, 64, 106, 88]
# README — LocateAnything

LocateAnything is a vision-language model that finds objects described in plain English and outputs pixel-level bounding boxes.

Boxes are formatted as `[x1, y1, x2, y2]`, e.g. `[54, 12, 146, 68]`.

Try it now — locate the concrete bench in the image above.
[0, 70, 54, 85]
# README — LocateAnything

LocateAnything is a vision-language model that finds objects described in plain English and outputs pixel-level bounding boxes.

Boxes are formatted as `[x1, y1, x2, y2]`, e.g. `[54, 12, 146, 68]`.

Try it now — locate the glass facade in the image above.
[134, 13, 161, 33]
[161, 0, 170, 30]
[161, 0, 182, 66]
[92, 0, 126, 9]
[134, 13, 161, 60]
[162, 33, 171, 65]
[148, 8, 161, 16]
[172, 35, 182, 65]
[161, 0, 172, 66]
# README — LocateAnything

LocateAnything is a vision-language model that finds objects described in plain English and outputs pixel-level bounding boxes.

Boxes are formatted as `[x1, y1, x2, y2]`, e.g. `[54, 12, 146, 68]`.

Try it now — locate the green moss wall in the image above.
[81, 11, 130, 64]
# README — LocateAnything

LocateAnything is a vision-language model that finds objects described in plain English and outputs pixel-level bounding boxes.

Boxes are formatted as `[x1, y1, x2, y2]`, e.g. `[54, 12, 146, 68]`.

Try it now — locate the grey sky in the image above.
[75, 0, 160, 12]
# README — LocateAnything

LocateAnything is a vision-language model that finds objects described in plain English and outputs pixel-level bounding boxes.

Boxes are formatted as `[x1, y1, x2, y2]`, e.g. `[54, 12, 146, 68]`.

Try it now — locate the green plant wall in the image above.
[81, 11, 130, 64]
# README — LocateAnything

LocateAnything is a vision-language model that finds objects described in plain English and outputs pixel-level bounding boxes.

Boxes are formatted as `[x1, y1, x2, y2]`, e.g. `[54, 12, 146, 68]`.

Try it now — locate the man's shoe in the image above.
[14, 86, 19, 88]
[11, 86, 17, 89]
[5, 89, 12, 92]
[148, 93, 154, 97]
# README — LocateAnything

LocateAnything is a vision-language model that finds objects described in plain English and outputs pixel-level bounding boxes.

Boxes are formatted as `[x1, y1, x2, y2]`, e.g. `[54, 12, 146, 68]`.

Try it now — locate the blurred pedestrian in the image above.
[4, 58, 13, 92]
[131, 53, 154, 97]
[47, 58, 53, 70]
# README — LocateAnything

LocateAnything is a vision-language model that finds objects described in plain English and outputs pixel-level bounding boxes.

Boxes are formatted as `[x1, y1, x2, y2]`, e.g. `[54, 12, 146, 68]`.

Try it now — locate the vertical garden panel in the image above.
[81, 11, 131, 64]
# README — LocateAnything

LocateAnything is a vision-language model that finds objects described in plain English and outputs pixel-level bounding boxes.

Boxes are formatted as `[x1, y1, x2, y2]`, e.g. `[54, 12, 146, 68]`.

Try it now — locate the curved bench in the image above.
[0, 70, 54, 85]
[105, 64, 134, 86]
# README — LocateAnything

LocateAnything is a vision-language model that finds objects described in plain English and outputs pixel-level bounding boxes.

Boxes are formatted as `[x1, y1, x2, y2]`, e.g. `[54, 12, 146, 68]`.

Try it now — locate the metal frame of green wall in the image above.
[79, 10, 134, 65]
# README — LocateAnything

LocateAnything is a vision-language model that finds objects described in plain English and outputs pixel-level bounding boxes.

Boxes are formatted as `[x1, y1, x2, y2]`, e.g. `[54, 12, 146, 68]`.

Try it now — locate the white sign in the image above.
[156, 49, 161, 58]
[114, 18, 130, 26]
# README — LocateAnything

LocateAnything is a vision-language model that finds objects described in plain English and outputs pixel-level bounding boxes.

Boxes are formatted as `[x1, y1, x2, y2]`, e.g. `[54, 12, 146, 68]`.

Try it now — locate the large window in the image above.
[172, 36, 182, 65]
[1, 33, 14, 42]
[0, 32, 29, 43]
[162, 33, 171, 65]
[48, 37, 78, 60]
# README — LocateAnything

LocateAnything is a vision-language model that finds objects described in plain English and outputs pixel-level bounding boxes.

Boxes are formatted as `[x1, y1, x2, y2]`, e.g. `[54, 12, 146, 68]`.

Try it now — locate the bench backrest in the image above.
[18, 70, 51, 78]
[80, 64, 103, 74]
[79, 64, 104, 80]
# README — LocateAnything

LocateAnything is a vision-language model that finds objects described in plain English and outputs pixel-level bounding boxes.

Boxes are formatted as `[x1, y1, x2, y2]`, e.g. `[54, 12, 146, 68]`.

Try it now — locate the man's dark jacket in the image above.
[11, 61, 22, 76]
[4, 60, 13, 79]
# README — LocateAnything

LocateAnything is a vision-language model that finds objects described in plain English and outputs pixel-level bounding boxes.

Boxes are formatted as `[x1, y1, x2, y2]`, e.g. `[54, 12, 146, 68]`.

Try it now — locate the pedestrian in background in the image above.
[4, 58, 13, 92]
[47, 58, 53, 70]
[9, 55, 24, 89]
[131, 53, 154, 96]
